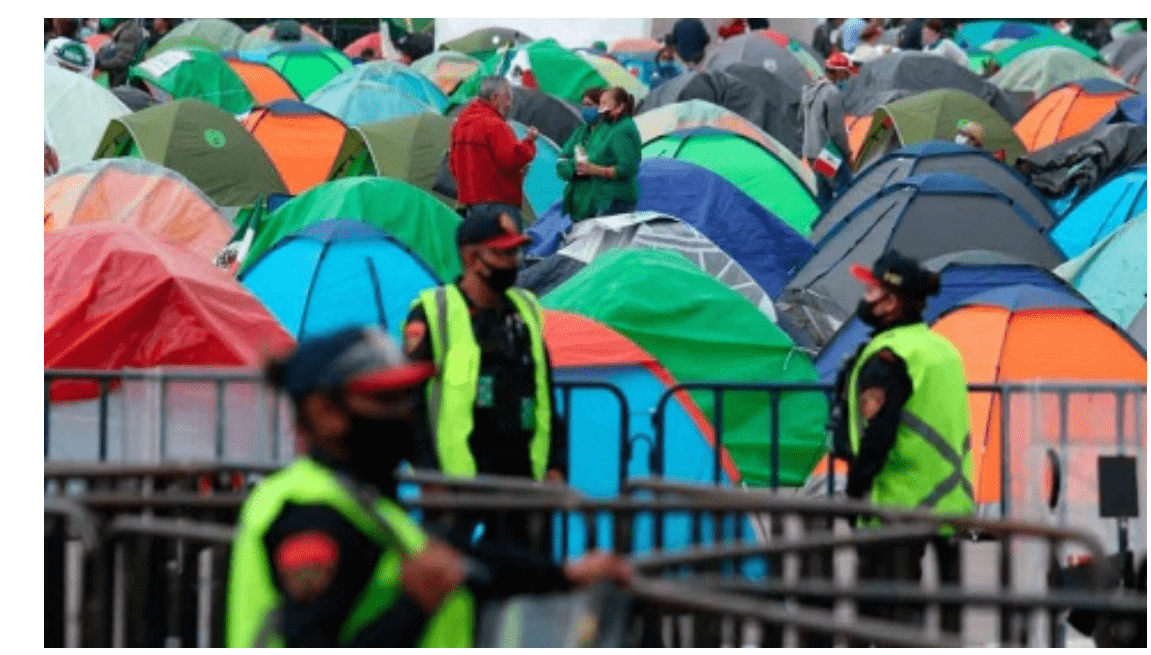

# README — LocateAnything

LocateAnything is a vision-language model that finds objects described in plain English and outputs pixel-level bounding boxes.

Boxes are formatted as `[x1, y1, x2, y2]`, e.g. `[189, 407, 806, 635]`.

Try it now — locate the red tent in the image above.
[45, 224, 295, 401]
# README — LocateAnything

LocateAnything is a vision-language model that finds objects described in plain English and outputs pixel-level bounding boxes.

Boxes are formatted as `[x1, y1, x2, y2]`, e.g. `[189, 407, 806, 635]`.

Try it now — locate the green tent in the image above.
[642, 129, 819, 236]
[543, 249, 828, 487]
[260, 44, 354, 99]
[992, 32, 1104, 67]
[129, 48, 255, 114]
[409, 50, 483, 95]
[990, 46, 1127, 102]
[439, 26, 532, 62]
[237, 176, 463, 281]
[147, 18, 246, 57]
[855, 89, 1026, 170]
[333, 113, 454, 200]
[93, 98, 287, 208]
[450, 38, 609, 106]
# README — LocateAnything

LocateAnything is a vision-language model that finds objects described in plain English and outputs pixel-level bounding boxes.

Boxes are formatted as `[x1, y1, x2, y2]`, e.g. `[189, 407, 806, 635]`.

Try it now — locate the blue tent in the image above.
[327, 61, 448, 112]
[509, 121, 565, 220]
[1110, 94, 1147, 125]
[306, 80, 435, 126]
[239, 219, 440, 342]
[527, 157, 814, 298]
[1055, 211, 1147, 329]
[815, 250, 1079, 383]
[1050, 164, 1147, 258]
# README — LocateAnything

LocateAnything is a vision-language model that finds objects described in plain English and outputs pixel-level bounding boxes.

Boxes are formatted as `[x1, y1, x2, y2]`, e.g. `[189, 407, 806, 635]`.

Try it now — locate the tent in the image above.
[543, 249, 828, 488]
[1102, 32, 1147, 69]
[337, 61, 449, 112]
[450, 38, 608, 106]
[93, 98, 288, 208]
[854, 88, 1027, 169]
[701, 32, 813, 94]
[331, 113, 452, 197]
[990, 46, 1128, 107]
[842, 51, 1021, 124]
[237, 44, 354, 98]
[1014, 78, 1137, 151]
[638, 70, 777, 143]
[44, 65, 130, 172]
[306, 76, 435, 127]
[632, 99, 815, 193]
[810, 141, 1057, 242]
[1128, 304, 1147, 349]
[44, 158, 231, 263]
[577, 51, 649, 101]
[44, 223, 294, 402]
[240, 21, 332, 51]
[439, 26, 533, 62]
[756, 29, 823, 79]
[409, 50, 483, 95]
[146, 18, 246, 57]
[992, 32, 1105, 68]
[507, 86, 583, 149]
[240, 100, 357, 195]
[931, 284, 1145, 537]
[708, 62, 804, 156]
[529, 158, 814, 299]
[342, 31, 381, 60]
[518, 212, 778, 318]
[128, 48, 255, 114]
[221, 55, 300, 105]
[779, 172, 1065, 347]
[1055, 211, 1147, 329]
[1015, 121, 1147, 204]
[111, 85, 160, 111]
[236, 177, 462, 282]
[1119, 48, 1147, 93]
[641, 128, 818, 234]
[1110, 94, 1147, 125]
[239, 219, 440, 342]
[955, 20, 1057, 54]
[608, 37, 661, 54]
[814, 250, 1077, 384]
[1048, 165, 1147, 258]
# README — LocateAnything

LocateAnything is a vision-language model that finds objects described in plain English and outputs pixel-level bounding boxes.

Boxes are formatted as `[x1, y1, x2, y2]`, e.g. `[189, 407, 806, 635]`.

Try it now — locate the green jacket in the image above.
[556, 116, 642, 221]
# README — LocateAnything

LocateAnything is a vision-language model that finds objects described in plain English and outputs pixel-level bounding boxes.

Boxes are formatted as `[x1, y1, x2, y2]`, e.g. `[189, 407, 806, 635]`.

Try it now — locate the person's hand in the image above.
[575, 161, 596, 177]
[401, 539, 468, 612]
[563, 550, 634, 588]
[525, 127, 540, 142]
[545, 468, 565, 483]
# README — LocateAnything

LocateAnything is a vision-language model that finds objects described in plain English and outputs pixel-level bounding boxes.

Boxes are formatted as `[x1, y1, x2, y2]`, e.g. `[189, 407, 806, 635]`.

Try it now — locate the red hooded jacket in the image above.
[449, 99, 536, 206]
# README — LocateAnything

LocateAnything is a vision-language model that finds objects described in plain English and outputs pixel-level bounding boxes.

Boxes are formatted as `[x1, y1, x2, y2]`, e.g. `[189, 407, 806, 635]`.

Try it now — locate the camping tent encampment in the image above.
[221, 55, 300, 105]
[1048, 164, 1147, 258]
[146, 18, 246, 57]
[240, 100, 358, 195]
[129, 48, 255, 114]
[44, 65, 130, 172]
[330, 113, 453, 197]
[1055, 211, 1147, 329]
[990, 46, 1128, 107]
[702, 32, 813, 94]
[237, 44, 354, 98]
[1014, 78, 1137, 151]
[409, 50, 483, 96]
[306, 76, 436, 127]
[333, 61, 448, 112]
[450, 38, 608, 105]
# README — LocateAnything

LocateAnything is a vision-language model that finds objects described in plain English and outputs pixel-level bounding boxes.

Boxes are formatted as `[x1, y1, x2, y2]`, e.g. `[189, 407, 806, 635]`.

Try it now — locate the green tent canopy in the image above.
[237, 176, 463, 282]
[92, 98, 287, 208]
[439, 26, 532, 62]
[990, 46, 1128, 104]
[992, 32, 1105, 67]
[332, 113, 454, 202]
[642, 129, 819, 236]
[259, 44, 354, 99]
[450, 38, 609, 106]
[855, 89, 1026, 170]
[129, 48, 255, 114]
[543, 249, 828, 487]
[147, 18, 246, 58]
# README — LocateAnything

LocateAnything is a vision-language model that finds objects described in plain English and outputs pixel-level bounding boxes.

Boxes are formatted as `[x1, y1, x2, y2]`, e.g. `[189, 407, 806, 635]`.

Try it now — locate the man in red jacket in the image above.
[450, 76, 539, 221]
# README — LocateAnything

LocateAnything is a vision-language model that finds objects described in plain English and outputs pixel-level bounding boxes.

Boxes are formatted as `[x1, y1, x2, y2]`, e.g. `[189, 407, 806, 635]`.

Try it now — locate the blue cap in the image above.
[275, 326, 434, 401]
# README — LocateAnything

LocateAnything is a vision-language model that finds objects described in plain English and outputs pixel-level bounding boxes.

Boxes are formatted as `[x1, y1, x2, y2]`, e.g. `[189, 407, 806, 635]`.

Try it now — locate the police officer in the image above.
[403, 205, 566, 548]
[831, 250, 974, 636]
[226, 326, 630, 647]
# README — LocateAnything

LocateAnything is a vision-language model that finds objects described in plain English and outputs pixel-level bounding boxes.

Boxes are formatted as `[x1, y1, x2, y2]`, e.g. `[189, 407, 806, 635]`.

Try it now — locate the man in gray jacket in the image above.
[94, 18, 145, 87]
[802, 52, 855, 209]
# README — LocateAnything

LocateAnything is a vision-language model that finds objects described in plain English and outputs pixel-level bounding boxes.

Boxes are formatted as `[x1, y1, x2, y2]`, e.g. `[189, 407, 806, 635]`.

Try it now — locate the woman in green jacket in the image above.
[556, 86, 642, 221]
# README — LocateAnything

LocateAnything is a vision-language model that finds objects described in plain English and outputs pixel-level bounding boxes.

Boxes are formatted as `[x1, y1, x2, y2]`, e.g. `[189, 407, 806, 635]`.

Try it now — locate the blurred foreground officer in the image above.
[404, 206, 567, 547]
[832, 251, 974, 635]
[226, 326, 628, 647]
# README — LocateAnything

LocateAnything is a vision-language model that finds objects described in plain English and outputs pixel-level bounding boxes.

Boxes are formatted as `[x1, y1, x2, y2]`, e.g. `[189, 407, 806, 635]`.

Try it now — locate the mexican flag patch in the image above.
[813, 139, 844, 179]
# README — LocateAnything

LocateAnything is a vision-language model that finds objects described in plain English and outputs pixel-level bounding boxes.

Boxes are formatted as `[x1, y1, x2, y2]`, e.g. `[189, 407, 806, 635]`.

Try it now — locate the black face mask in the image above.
[483, 265, 519, 293]
[856, 298, 884, 327]
[343, 413, 412, 491]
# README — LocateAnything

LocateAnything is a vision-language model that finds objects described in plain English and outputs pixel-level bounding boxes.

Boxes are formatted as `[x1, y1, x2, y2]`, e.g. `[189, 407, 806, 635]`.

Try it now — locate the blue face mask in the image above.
[836, 79, 848, 91]
[580, 106, 599, 123]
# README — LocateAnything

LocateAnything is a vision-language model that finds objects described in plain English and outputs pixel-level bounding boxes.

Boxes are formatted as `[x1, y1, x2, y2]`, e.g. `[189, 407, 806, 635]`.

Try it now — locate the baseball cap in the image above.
[46, 38, 93, 74]
[456, 205, 531, 249]
[850, 250, 940, 301]
[273, 326, 434, 402]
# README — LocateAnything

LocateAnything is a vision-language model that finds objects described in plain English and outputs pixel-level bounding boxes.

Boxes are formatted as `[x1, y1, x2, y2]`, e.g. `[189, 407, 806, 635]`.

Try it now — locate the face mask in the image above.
[836, 79, 847, 91]
[344, 413, 412, 490]
[855, 298, 885, 327]
[484, 264, 519, 293]
[581, 106, 599, 123]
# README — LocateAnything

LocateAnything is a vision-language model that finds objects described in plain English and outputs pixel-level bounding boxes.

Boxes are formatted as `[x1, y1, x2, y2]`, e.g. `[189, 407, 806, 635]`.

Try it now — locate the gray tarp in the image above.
[842, 51, 1021, 122]
[701, 32, 811, 94]
[1015, 122, 1147, 198]
[1101, 32, 1147, 69]
[718, 63, 803, 156]
[1128, 303, 1147, 349]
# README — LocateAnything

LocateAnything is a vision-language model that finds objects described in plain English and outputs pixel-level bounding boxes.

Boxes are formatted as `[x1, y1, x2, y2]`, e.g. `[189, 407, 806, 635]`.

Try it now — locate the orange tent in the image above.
[241, 100, 356, 195]
[223, 57, 300, 106]
[44, 158, 231, 263]
[343, 31, 382, 59]
[1014, 78, 1136, 151]
[846, 114, 872, 165]
[608, 37, 662, 53]
[932, 284, 1145, 513]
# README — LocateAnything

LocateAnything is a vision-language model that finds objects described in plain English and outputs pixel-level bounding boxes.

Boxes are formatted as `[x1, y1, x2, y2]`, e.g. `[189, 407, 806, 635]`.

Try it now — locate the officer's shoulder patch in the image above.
[274, 531, 339, 602]
[403, 320, 427, 355]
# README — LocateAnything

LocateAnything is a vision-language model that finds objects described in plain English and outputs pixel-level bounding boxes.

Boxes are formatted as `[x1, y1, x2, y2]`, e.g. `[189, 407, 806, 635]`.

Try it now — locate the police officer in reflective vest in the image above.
[226, 326, 628, 647]
[403, 205, 567, 548]
[832, 250, 974, 635]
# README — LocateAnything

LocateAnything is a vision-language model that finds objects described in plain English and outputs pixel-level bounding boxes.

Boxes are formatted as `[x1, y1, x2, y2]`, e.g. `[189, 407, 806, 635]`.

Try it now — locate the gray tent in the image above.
[1015, 121, 1147, 199]
[842, 51, 1022, 122]
[637, 70, 770, 137]
[701, 33, 812, 94]
[509, 86, 583, 149]
[1119, 47, 1147, 93]
[716, 63, 803, 156]
[518, 212, 777, 319]
[778, 172, 1066, 346]
[1128, 303, 1147, 349]
[810, 141, 1057, 242]
[111, 85, 160, 112]
[1100, 32, 1146, 70]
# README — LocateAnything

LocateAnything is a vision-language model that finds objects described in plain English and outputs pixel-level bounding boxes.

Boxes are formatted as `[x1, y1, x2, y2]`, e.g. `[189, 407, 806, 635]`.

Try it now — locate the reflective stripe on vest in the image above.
[415, 285, 552, 480]
[899, 409, 974, 508]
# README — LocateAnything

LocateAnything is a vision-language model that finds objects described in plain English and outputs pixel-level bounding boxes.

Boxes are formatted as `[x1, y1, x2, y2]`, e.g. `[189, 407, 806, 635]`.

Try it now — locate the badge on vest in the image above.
[520, 398, 536, 431]
[476, 374, 494, 408]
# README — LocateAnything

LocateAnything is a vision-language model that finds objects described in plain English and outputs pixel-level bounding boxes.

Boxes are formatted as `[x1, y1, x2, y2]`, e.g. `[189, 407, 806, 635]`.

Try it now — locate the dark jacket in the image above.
[96, 20, 145, 85]
[449, 99, 536, 207]
[556, 116, 642, 221]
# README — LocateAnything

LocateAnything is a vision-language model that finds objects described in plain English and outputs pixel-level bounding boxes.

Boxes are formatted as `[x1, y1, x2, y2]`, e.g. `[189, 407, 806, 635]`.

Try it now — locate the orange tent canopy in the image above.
[1014, 79, 1136, 151]
[343, 31, 382, 59]
[609, 37, 662, 54]
[241, 101, 351, 195]
[846, 114, 873, 164]
[44, 158, 231, 263]
[224, 57, 300, 106]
